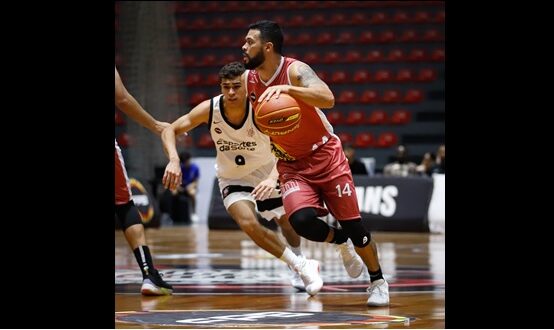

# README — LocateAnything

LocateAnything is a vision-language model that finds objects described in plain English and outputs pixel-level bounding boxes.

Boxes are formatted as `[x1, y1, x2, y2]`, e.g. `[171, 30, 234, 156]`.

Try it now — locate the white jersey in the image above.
[210, 95, 275, 179]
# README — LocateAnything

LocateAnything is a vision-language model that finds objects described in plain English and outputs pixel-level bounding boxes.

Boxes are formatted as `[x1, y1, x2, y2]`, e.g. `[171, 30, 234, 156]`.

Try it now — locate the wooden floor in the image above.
[115, 224, 445, 329]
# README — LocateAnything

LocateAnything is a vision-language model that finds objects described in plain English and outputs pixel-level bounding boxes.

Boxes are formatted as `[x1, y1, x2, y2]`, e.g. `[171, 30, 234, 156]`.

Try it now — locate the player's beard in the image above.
[244, 50, 265, 70]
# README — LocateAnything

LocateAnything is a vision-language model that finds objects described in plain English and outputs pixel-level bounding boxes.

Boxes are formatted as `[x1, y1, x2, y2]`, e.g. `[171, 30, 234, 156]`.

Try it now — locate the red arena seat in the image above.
[374, 69, 393, 83]
[337, 90, 357, 104]
[382, 90, 401, 103]
[367, 110, 388, 125]
[197, 132, 215, 148]
[360, 90, 379, 104]
[326, 111, 344, 125]
[345, 110, 365, 125]
[390, 109, 411, 125]
[336, 132, 353, 144]
[376, 132, 398, 148]
[365, 50, 383, 62]
[353, 69, 371, 83]
[189, 92, 208, 106]
[115, 111, 126, 126]
[404, 89, 423, 103]
[396, 69, 414, 82]
[354, 132, 375, 148]
[417, 68, 437, 82]
[331, 70, 349, 84]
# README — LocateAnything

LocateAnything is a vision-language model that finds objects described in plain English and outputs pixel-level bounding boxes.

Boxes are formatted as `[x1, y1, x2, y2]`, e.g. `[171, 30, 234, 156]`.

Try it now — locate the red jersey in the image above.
[246, 57, 335, 161]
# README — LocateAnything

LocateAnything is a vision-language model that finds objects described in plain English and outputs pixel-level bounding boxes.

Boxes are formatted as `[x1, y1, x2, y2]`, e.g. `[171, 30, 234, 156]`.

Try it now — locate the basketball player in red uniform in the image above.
[115, 67, 173, 295]
[242, 21, 389, 306]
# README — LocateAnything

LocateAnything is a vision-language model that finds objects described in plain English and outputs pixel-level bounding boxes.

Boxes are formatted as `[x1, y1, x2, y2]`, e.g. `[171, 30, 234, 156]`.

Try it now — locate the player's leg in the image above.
[287, 206, 364, 278]
[115, 201, 173, 296]
[115, 143, 172, 295]
[339, 218, 389, 306]
[322, 169, 389, 306]
[228, 199, 288, 257]
[274, 214, 301, 252]
[281, 176, 364, 278]
[273, 214, 305, 291]
[222, 186, 322, 295]
[255, 186, 303, 255]
[257, 194, 305, 291]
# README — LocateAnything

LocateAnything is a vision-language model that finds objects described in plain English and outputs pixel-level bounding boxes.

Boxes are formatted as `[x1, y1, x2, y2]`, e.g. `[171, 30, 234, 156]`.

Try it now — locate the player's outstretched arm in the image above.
[161, 99, 210, 191]
[115, 67, 169, 135]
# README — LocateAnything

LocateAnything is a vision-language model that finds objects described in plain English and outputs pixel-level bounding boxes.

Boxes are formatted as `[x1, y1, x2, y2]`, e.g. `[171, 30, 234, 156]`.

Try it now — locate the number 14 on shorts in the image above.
[336, 183, 352, 197]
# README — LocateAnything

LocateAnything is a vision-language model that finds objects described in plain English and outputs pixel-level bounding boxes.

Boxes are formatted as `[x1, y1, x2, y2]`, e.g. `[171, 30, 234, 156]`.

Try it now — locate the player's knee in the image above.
[274, 215, 292, 230]
[289, 208, 329, 242]
[235, 216, 260, 235]
[338, 219, 371, 247]
[289, 208, 316, 235]
[115, 200, 143, 231]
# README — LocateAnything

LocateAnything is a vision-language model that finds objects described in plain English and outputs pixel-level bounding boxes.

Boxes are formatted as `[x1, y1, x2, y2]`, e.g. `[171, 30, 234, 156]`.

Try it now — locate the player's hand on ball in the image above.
[259, 85, 291, 102]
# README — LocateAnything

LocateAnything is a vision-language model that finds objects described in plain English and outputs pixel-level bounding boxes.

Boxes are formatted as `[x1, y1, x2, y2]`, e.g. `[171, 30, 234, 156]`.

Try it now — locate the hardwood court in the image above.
[115, 225, 445, 328]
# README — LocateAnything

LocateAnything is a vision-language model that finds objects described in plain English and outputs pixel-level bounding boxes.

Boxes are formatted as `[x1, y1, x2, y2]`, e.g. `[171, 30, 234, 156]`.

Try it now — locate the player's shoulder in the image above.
[289, 58, 309, 69]
[197, 98, 212, 110]
[288, 59, 313, 77]
[190, 98, 213, 117]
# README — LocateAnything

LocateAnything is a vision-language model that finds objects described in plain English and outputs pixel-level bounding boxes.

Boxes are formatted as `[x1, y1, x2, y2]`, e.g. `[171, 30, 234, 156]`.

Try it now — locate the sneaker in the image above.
[288, 266, 306, 291]
[366, 279, 389, 306]
[294, 259, 323, 296]
[141, 269, 173, 296]
[190, 213, 199, 222]
[336, 239, 364, 278]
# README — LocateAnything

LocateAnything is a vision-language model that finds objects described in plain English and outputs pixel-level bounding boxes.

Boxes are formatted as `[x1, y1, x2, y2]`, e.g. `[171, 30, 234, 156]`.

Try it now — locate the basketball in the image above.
[254, 93, 301, 136]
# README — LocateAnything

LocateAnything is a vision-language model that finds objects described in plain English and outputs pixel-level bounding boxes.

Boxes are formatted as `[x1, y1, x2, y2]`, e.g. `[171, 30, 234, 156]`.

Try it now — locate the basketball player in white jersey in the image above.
[160, 62, 324, 294]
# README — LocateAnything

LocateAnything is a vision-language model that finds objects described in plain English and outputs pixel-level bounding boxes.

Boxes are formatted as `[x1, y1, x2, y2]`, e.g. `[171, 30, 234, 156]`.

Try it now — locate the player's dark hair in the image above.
[219, 61, 245, 80]
[248, 20, 283, 54]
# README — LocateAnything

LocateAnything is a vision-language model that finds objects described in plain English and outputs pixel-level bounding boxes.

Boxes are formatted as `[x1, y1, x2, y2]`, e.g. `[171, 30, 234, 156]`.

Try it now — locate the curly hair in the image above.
[218, 61, 245, 81]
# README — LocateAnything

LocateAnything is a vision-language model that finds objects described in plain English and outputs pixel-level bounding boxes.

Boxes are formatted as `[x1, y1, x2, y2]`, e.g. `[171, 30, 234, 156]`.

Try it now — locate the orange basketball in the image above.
[254, 93, 301, 136]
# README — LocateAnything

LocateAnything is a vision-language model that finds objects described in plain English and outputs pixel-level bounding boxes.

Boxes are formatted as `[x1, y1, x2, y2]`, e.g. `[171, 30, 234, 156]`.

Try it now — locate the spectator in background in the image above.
[178, 151, 200, 222]
[343, 143, 369, 175]
[432, 144, 445, 174]
[383, 145, 417, 177]
[416, 152, 436, 177]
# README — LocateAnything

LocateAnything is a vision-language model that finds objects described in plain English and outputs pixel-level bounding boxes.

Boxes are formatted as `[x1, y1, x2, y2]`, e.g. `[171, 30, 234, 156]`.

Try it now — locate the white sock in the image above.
[289, 244, 303, 257]
[280, 247, 303, 268]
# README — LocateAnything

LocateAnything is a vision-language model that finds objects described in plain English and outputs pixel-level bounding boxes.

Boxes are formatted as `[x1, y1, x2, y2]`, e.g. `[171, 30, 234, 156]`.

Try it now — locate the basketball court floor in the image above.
[115, 224, 445, 328]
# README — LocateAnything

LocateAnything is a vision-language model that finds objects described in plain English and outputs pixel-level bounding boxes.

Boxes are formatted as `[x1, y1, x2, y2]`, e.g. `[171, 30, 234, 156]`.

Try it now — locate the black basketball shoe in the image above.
[141, 268, 173, 296]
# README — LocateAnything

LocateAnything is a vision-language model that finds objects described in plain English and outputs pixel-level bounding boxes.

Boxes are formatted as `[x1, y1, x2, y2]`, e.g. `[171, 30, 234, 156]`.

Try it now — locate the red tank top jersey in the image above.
[246, 57, 335, 161]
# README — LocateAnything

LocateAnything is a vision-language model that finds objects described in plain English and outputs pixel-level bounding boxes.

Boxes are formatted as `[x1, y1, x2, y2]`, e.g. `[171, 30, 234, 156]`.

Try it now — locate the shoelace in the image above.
[293, 258, 307, 275]
[367, 282, 383, 294]
[297, 262, 315, 281]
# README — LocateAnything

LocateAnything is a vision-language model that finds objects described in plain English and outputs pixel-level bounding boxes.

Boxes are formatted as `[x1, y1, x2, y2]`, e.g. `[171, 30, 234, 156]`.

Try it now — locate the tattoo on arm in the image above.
[297, 63, 322, 88]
